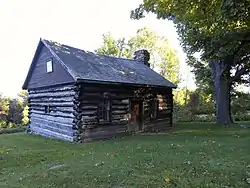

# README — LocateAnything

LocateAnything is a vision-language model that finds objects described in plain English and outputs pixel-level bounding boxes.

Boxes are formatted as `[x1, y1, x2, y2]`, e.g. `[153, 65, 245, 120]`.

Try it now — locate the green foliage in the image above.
[0, 126, 26, 134]
[131, 0, 250, 125]
[0, 90, 28, 128]
[22, 105, 29, 125]
[0, 120, 7, 129]
[188, 56, 214, 96]
[8, 122, 17, 129]
[6, 99, 24, 124]
[95, 27, 181, 84]
[173, 105, 192, 122]
[1, 125, 250, 187]
[231, 91, 250, 115]
[233, 114, 250, 122]
[173, 88, 215, 122]
[0, 94, 10, 120]
[194, 114, 216, 122]
[95, 33, 130, 58]
[131, 1, 250, 60]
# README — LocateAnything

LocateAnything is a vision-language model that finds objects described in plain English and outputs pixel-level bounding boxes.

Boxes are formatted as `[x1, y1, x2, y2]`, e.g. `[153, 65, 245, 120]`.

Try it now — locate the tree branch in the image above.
[232, 40, 250, 61]
[230, 67, 250, 83]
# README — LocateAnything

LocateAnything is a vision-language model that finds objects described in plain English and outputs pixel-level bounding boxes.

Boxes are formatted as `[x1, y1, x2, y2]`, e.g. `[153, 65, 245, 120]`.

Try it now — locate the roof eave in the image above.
[22, 38, 43, 90]
[77, 78, 176, 89]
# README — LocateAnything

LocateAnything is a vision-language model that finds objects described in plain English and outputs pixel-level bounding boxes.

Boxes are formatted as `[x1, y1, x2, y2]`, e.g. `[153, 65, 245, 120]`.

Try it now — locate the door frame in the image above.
[130, 98, 144, 131]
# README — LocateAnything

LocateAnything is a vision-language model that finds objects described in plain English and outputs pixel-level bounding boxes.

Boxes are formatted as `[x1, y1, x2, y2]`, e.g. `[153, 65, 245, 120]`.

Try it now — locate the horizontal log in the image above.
[30, 121, 77, 137]
[30, 101, 74, 107]
[82, 129, 128, 142]
[110, 96, 133, 100]
[29, 96, 74, 103]
[30, 113, 74, 124]
[29, 91, 75, 99]
[112, 114, 127, 121]
[81, 118, 128, 128]
[111, 120, 128, 125]
[30, 106, 74, 113]
[80, 100, 100, 105]
[80, 110, 98, 116]
[79, 93, 104, 100]
[81, 116, 98, 121]
[30, 116, 73, 129]
[79, 105, 98, 110]
[30, 109, 74, 118]
[84, 124, 127, 133]
[29, 84, 75, 94]
[111, 105, 129, 110]
[112, 100, 129, 105]
[112, 110, 128, 115]
[30, 126, 75, 142]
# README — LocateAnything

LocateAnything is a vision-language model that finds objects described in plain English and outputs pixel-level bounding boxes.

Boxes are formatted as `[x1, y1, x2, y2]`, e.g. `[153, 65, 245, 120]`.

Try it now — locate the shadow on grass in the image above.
[170, 121, 250, 137]
[140, 121, 250, 138]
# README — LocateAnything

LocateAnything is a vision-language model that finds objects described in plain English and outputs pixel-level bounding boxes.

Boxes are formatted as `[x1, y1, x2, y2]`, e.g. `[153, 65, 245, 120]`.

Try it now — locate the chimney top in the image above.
[133, 49, 150, 67]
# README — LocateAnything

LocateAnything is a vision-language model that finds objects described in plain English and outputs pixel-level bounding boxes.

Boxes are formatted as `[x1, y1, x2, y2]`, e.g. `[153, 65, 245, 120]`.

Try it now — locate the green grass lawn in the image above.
[0, 123, 250, 188]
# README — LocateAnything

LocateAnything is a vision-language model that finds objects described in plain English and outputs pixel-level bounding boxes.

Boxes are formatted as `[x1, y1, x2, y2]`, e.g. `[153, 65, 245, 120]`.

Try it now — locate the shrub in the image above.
[233, 114, 250, 121]
[0, 127, 26, 134]
[173, 105, 193, 122]
[194, 114, 216, 122]
[0, 120, 7, 129]
[8, 122, 17, 128]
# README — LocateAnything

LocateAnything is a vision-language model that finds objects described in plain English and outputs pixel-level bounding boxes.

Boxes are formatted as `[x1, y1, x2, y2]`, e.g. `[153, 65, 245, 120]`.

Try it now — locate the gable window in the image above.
[98, 93, 111, 122]
[46, 59, 53, 73]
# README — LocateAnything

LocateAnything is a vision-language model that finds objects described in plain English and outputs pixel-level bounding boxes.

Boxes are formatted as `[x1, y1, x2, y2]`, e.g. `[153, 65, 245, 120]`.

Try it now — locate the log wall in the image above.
[143, 89, 173, 132]
[28, 84, 78, 141]
[77, 84, 173, 142]
[77, 84, 133, 142]
[27, 82, 173, 143]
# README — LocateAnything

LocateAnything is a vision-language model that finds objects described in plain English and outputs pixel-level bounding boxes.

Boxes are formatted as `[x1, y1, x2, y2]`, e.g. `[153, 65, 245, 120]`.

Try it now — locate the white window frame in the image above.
[46, 60, 53, 73]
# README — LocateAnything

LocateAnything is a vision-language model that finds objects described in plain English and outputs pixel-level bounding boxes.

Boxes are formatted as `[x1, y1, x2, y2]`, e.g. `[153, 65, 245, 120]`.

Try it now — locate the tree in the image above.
[17, 90, 29, 125]
[95, 33, 130, 58]
[95, 27, 181, 84]
[131, 0, 250, 125]
[0, 94, 10, 122]
[0, 91, 28, 127]
[6, 99, 23, 124]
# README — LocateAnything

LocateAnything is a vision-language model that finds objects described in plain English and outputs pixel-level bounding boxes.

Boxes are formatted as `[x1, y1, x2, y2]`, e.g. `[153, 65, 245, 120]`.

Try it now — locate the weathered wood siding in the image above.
[27, 45, 74, 89]
[76, 84, 173, 142]
[143, 88, 173, 132]
[77, 84, 133, 142]
[27, 82, 173, 142]
[28, 84, 78, 141]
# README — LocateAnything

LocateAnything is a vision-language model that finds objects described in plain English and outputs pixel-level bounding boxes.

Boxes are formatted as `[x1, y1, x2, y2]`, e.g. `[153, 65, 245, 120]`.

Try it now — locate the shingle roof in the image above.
[24, 39, 177, 89]
[44, 39, 176, 88]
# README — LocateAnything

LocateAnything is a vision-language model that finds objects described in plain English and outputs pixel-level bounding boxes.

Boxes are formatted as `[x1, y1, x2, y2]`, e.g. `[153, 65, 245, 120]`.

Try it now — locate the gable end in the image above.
[22, 39, 75, 90]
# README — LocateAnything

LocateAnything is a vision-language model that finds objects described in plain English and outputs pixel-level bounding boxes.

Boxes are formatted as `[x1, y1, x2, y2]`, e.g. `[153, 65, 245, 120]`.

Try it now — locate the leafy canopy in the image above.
[95, 27, 180, 84]
[131, 0, 250, 84]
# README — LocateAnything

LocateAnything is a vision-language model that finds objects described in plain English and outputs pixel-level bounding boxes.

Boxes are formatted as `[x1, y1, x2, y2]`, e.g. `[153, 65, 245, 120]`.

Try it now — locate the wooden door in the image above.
[130, 100, 143, 130]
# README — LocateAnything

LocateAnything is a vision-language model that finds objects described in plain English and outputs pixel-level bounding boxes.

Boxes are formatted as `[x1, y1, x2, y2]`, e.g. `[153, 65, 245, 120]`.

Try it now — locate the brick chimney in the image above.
[133, 49, 150, 67]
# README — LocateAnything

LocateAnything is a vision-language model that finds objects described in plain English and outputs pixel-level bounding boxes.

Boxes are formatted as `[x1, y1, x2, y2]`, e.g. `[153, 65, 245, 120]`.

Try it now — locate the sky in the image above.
[0, 0, 195, 97]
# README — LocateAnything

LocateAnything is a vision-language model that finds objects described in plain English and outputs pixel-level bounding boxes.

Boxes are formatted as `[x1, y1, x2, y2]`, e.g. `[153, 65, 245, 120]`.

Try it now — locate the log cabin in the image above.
[22, 39, 177, 142]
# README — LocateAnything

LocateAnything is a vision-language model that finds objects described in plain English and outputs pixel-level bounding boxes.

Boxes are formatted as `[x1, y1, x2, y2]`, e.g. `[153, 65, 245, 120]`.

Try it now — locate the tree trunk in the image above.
[209, 60, 233, 125]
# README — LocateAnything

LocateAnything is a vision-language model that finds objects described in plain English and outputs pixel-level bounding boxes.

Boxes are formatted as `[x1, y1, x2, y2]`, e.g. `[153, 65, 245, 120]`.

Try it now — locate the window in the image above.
[98, 99, 111, 122]
[157, 95, 168, 112]
[150, 99, 159, 119]
[45, 106, 51, 114]
[46, 60, 53, 73]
